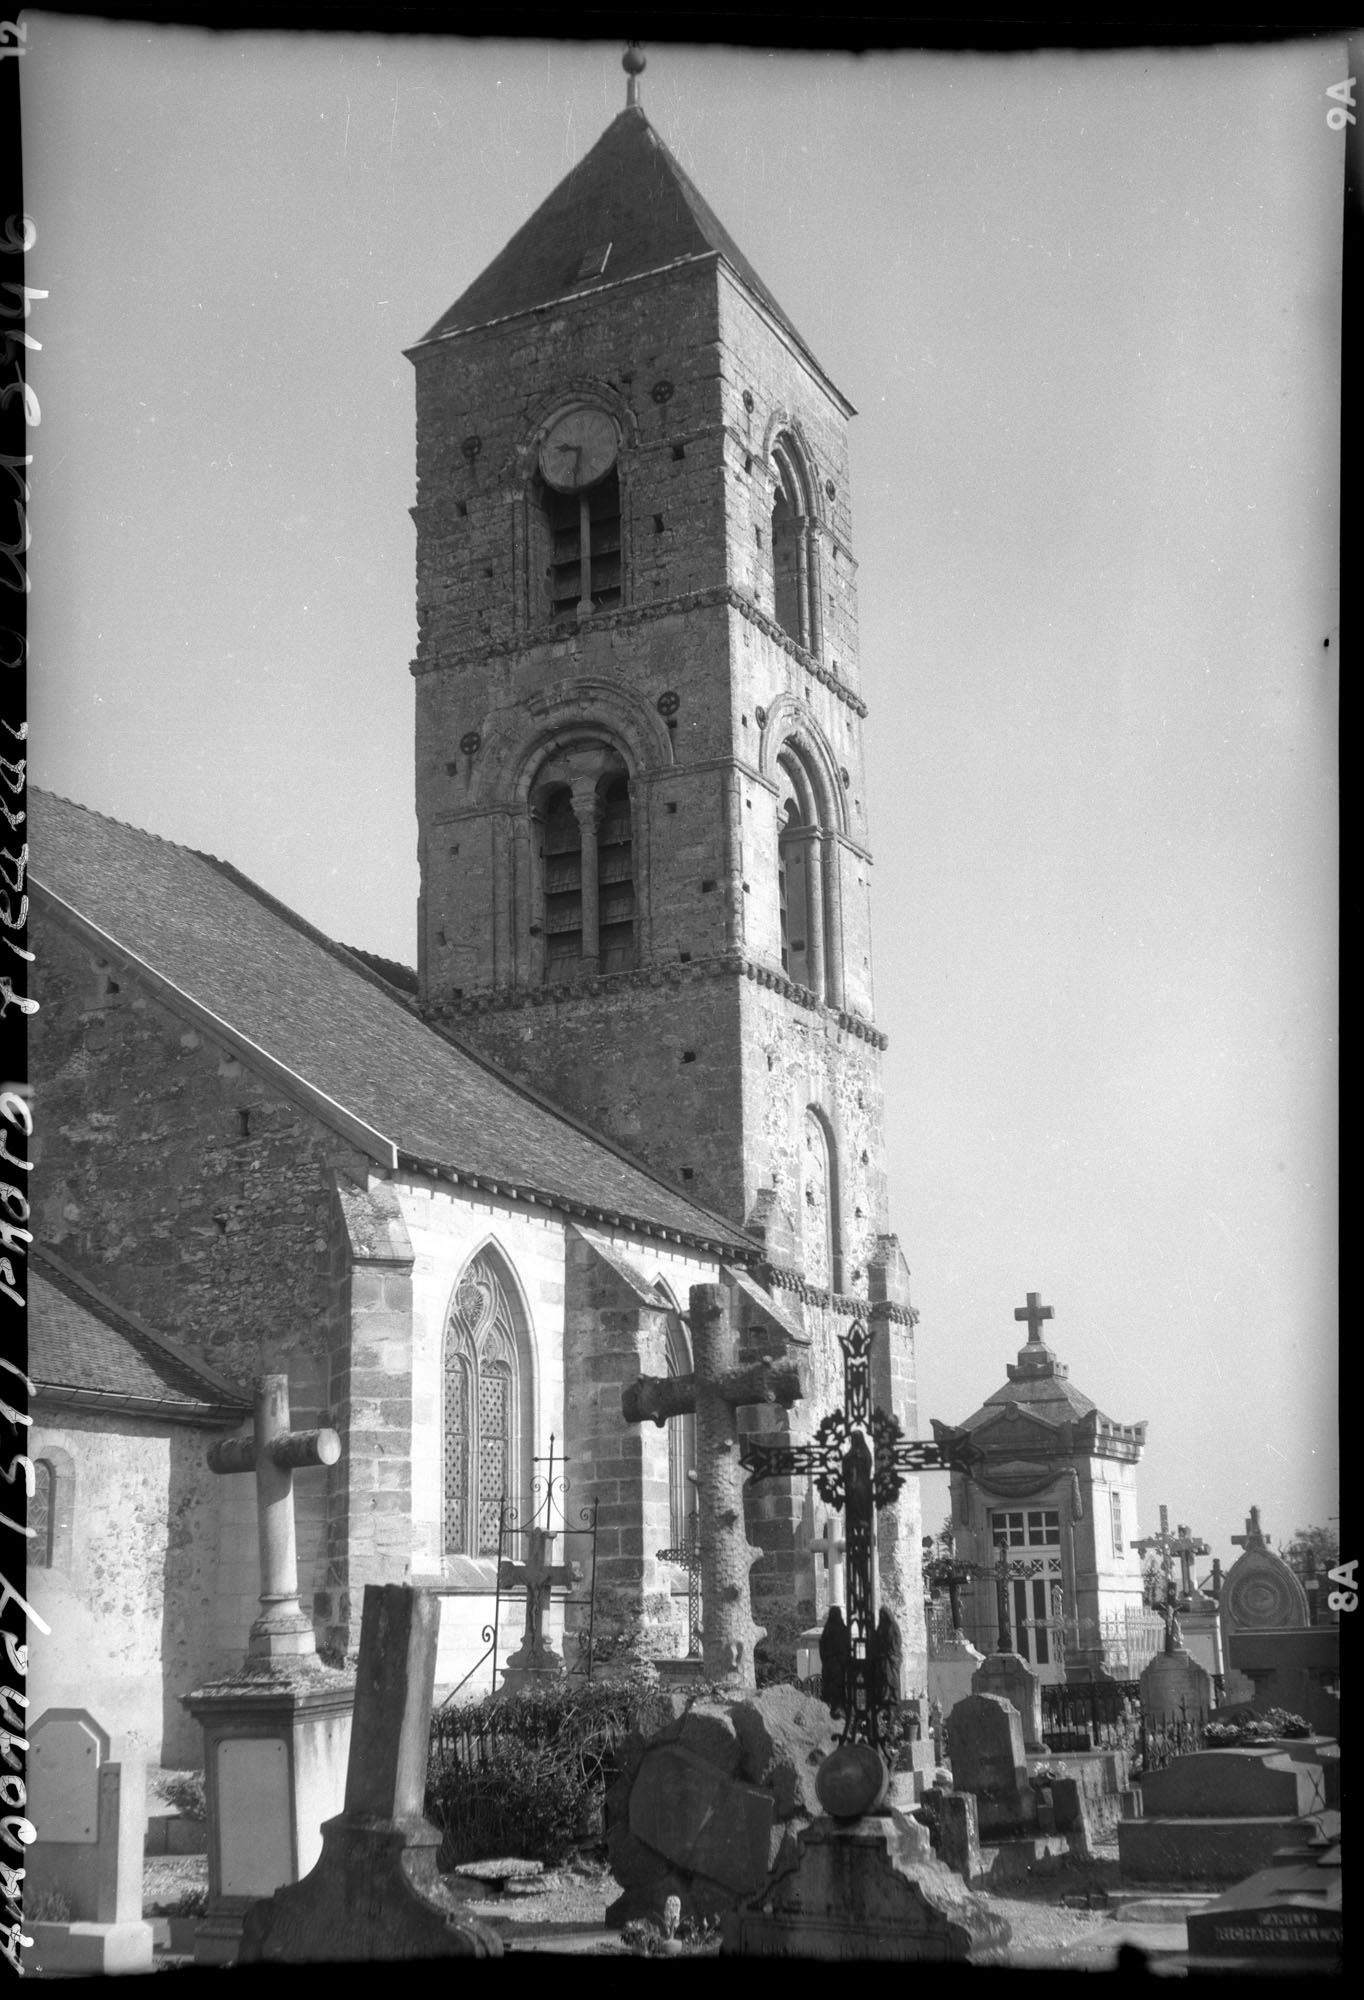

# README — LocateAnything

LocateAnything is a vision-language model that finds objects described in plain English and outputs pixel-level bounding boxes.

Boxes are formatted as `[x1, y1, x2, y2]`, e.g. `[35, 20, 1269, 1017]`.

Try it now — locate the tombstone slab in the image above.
[1187, 1848, 1341, 1968]
[23, 1714, 153, 1976]
[240, 1586, 501, 1961]
[1140, 1647, 1211, 1726]
[971, 1650, 1044, 1749]
[723, 1817, 1011, 1959]
[627, 1744, 774, 1894]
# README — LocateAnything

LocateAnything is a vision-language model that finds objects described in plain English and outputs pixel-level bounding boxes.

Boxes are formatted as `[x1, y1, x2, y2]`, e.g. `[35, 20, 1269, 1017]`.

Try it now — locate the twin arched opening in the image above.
[531, 741, 636, 981]
[776, 736, 844, 1009]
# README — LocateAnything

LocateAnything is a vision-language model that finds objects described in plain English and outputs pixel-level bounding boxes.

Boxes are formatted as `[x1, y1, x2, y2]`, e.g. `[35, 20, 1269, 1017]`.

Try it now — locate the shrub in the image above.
[156, 1771, 207, 1821]
[426, 1737, 596, 1867]
[170, 1886, 209, 1918]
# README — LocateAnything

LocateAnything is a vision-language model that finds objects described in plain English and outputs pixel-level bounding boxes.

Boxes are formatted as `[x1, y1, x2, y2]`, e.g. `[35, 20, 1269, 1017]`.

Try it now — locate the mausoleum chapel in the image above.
[29, 66, 930, 1762]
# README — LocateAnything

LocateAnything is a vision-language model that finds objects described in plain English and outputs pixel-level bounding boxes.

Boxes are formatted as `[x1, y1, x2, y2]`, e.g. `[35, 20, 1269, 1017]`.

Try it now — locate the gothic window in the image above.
[769, 435, 816, 650]
[544, 468, 622, 621]
[443, 1256, 521, 1559]
[802, 1109, 836, 1291]
[533, 747, 635, 980]
[29, 1458, 54, 1568]
[661, 1298, 696, 1551]
[777, 743, 832, 998]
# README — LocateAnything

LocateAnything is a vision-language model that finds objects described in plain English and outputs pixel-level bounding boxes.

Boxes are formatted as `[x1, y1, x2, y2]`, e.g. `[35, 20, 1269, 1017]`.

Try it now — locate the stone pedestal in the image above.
[183, 1662, 354, 1964]
[928, 1632, 984, 1722]
[722, 1815, 1011, 1959]
[1178, 1593, 1223, 1678]
[971, 1650, 1044, 1749]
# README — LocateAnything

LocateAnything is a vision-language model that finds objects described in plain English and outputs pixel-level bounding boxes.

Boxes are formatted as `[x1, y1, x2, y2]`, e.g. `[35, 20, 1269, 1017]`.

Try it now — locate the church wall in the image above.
[26, 1410, 232, 1768]
[33, 910, 376, 1660]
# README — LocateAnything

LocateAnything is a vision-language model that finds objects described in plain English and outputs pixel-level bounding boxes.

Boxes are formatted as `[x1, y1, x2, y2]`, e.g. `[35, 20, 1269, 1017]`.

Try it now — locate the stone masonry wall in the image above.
[32, 908, 376, 1653]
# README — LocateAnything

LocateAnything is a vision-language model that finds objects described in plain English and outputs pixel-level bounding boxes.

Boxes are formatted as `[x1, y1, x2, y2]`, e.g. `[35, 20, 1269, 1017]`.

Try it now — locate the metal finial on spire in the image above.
[623, 42, 646, 109]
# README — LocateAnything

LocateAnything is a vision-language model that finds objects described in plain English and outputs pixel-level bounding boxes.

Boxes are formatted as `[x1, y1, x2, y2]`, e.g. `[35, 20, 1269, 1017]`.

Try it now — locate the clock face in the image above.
[538, 406, 618, 492]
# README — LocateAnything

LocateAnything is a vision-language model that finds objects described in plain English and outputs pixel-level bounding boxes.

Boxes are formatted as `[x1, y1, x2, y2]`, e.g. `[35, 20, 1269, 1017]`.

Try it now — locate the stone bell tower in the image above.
[407, 52, 920, 1664]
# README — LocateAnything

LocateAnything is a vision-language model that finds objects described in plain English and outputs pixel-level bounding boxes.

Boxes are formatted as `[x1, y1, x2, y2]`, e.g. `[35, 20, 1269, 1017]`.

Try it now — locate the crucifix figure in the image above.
[498, 1527, 580, 1683]
[207, 1374, 341, 1661]
[1131, 1503, 1188, 1654]
[1014, 1290, 1054, 1343]
[740, 1317, 979, 1754]
[656, 1509, 703, 1659]
[622, 1279, 803, 1686]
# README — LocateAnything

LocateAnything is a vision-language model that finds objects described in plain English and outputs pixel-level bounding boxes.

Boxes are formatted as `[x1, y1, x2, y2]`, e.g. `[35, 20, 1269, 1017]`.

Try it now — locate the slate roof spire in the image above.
[416, 57, 829, 383]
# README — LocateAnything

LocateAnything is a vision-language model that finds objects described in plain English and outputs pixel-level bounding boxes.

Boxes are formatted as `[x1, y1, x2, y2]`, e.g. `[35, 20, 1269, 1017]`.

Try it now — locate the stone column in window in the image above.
[800, 827, 826, 1001]
[570, 776, 602, 971]
[821, 831, 844, 1010]
[794, 515, 811, 649]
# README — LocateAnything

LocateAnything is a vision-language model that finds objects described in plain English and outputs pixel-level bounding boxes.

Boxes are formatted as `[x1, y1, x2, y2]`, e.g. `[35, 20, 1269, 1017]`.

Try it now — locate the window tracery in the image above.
[443, 1255, 521, 1559]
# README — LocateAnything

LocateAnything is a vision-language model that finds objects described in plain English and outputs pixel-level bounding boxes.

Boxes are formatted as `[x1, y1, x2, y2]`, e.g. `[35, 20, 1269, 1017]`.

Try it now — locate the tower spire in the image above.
[623, 42, 645, 109]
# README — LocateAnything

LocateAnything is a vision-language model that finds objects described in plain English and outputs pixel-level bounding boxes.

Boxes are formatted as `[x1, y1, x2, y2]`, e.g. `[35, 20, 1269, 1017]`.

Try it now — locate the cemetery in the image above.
[21, 1302, 1341, 1974]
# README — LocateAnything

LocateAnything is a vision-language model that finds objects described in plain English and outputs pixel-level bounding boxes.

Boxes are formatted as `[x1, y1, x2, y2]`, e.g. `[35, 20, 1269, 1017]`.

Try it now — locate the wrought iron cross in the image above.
[1131, 1502, 1189, 1654]
[740, 1319, 978, 1750]
[498, 1527, 579, 1662]
[656, 1510, 703, 1659]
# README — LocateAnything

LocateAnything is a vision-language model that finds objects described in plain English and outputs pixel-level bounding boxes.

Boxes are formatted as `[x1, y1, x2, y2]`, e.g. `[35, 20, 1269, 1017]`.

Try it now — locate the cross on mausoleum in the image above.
[206, 1374, 341, 1660]
[740, 1318, 979, 1752]
[1014, 1291, 1054, 1343]
[498, 1528, 579, 1671]
[1232, 1504, 1268, 1554]
[656, 1509, 703, 1659]
[622, 1281, 803, 1685]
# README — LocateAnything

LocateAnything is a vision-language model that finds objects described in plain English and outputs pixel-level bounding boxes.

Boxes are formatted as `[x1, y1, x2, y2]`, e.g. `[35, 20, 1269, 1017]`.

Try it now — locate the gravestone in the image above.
[1119, 1740, 1334, 1884]
[1140, 1645, 1211, 1726]
[945, 1694, 1031, 1839]
[971, 1648, 1044, 1750]
[1186, 1816, 1341, 1969]
[1220, 1506, 1310, 1634]
[241, 1584, 502, 1961]
[24, 1710, 153, 1975]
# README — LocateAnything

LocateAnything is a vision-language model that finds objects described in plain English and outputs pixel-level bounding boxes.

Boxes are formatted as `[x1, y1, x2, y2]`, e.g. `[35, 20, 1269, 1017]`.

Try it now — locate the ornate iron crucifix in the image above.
[740, 1318, 979, 1753]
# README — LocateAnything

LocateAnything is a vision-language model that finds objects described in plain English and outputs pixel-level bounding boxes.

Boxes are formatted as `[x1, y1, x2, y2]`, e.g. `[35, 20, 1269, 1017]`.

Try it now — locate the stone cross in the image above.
[1231, 1504, 1268, 1554]
[740, 1318, 980, 1751]
[1013, 1291, 1054, 1343]
[1172, 1521, 1211, 1601]
[656, 1510, 703, 1658]
[814, 1514, 847, 1612]
[1131, 1503, 1191, 1654]
[498, 1528, 578, 1669]
[207, 1375, 340, 1661]
[622, 1280, 803, 1686]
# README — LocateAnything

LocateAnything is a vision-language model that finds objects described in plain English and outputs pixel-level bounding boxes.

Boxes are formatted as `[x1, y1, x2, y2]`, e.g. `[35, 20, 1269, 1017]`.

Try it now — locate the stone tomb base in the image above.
[723, 1815, 1012, 1960]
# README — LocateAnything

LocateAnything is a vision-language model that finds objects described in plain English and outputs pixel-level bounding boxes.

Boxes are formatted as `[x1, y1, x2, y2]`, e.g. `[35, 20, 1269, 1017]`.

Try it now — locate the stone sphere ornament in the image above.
[814, 1739, 890, 1820]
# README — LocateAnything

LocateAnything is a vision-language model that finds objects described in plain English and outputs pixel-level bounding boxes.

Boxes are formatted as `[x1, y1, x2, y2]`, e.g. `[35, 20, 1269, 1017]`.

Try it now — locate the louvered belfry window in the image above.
[443, 1257, 518, 1558]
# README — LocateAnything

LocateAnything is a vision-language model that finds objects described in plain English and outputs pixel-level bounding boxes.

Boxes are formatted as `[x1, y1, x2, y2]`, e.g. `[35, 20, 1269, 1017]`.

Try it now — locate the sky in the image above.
[22, 22, 1341, 1575]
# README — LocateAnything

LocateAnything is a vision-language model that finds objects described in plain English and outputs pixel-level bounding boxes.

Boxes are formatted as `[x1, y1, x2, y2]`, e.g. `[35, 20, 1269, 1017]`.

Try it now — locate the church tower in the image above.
[407, 54, 919, 1659]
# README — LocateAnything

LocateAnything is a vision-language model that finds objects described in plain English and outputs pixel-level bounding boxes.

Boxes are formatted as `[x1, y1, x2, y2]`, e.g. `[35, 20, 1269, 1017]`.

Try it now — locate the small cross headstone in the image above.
[207, 1374, 340, 1660]
[498, 1528, 580, 1684]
